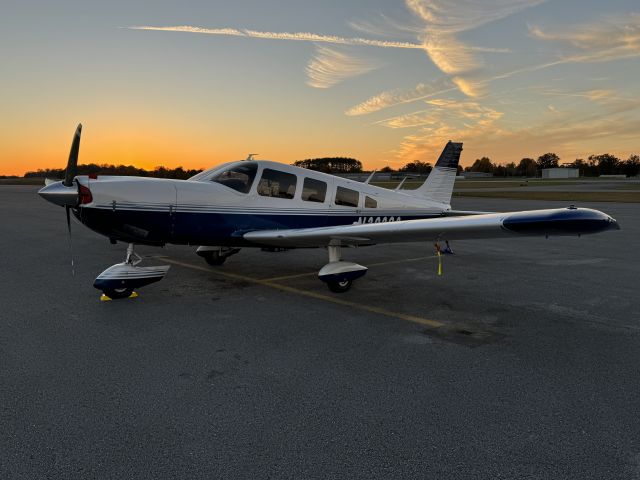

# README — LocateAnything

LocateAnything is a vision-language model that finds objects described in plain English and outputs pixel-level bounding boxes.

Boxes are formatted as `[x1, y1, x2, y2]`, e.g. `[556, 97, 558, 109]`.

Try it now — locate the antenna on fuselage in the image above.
[395, 177, 409, 190]
[246, 153, 259, 161]
[364, 170, 377, 184]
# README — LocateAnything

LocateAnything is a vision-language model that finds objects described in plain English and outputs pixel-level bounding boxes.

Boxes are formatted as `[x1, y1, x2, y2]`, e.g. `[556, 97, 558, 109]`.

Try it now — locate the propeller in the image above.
[65, 124, 82, 275]
[38, 123, 84, 275]
[64, 124, 82, 187]
[66, 203, 75, 275]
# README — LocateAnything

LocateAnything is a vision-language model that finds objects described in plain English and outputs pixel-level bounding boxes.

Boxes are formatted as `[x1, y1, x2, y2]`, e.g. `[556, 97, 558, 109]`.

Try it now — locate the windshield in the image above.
[209, 162, 258, 193]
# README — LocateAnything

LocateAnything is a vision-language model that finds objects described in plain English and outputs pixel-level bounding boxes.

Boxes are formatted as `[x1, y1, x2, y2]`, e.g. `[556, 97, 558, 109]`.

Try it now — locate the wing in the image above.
[243, 207, 618, 248]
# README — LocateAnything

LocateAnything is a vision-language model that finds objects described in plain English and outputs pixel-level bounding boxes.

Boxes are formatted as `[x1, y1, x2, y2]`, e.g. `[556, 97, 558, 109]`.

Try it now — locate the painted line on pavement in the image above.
[161, 257, 445, 329]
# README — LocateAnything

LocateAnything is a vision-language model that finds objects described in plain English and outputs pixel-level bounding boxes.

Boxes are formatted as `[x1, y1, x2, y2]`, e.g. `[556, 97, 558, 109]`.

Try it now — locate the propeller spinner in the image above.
[38, 124, 83, 207]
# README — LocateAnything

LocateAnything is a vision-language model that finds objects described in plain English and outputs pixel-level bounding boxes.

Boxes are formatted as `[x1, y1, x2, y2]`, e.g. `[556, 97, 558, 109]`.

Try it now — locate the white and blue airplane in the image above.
[39, 125, 619, 299]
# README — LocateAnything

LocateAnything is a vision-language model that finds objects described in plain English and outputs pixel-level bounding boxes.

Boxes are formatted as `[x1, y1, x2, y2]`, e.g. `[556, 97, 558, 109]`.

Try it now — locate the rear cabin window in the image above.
[365, 196, 377, 208]
[257, 168, 297, 199]
[302, 178, 327, 203]
[211, 162, 257, 194]
[335, 187, 359, 207]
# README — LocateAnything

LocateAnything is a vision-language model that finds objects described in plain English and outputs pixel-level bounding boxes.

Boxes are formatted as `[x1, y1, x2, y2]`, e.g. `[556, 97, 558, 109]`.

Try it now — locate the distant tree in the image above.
[292, 157, 363, 173]
[379, 166, 394, 173]
[517, 158, 537, 177]
[399, 161, 432, 174]
[568, 158, 592, 176]
[536, 152, 560, 170]
[588, 153, 620, 176]
[623, 154, 640, 177]
[504, 162, 517, 177]
[469, 157, 494, 173]
[457, 164, 464, 176]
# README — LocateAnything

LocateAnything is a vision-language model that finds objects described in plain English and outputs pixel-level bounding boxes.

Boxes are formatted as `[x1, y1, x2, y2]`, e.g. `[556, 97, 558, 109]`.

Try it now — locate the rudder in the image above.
[407, 141, 462, 205]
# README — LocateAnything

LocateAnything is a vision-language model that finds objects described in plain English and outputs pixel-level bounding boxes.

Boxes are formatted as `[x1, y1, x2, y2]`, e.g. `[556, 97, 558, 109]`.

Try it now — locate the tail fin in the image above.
[407, 141, 462, 205]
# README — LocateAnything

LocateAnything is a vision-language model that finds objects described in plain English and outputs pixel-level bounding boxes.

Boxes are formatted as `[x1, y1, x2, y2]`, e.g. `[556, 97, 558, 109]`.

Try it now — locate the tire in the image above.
[204, 252, 227, 266]
[103, 287, 134, 299]
[327, 279, 352, 293]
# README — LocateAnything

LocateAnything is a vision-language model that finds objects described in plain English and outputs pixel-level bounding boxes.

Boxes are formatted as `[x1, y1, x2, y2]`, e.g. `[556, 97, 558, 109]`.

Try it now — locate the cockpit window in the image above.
[257, 168, 297, 199]
[210, 162, 257, 193]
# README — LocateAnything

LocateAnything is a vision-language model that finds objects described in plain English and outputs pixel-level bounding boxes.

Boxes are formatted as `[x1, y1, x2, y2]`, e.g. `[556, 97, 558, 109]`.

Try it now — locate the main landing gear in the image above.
[93, 243, 170, 299]
[196, 246, 241, 266]
[318, 245, 367, 293]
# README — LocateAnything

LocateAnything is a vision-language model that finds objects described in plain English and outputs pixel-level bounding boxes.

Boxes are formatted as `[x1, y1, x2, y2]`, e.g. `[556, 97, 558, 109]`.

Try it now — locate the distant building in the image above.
[542, 168, 579, 179]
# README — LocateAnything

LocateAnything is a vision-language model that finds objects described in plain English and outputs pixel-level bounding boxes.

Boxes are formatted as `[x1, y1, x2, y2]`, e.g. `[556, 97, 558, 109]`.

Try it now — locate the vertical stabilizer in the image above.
[407, 141, 462, 205]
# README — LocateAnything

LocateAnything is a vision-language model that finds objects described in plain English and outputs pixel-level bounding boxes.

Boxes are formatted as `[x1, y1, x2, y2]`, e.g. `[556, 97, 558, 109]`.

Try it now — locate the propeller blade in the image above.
[63, 124, 82, 187]
[65, 205, 75, 276]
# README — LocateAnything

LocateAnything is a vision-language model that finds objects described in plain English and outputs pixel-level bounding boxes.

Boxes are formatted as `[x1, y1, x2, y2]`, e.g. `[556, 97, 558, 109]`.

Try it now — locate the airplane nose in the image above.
[38, 181, 79, 207]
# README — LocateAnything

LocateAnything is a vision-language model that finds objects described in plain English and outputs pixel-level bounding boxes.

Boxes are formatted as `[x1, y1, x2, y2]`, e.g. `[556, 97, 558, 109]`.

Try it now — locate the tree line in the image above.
[24, 164, 203, 180]
[293, 152, 640, 178]
[19, 151, 640, 179]
[462, 152, 640, 177]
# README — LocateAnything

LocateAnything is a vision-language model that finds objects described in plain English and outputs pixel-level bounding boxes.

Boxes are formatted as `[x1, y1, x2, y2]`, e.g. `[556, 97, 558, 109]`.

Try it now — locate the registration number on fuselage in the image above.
[356, 216, 402, 224]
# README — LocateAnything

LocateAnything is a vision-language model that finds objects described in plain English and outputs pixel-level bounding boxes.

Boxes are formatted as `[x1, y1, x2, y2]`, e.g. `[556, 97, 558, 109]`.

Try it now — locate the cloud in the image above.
[305, 45, 380, 88]
[376, 97, 503, 160]
[534, 88, 630, 103]
[451, 76, 485, 97]
[345, 80, 456, 116]
[529, 13, 640, 63]
[349, 14, 422, 38]
[393, 91, 640, 163]
[129, 25, 424, 49]
[406, 0, 544, 74]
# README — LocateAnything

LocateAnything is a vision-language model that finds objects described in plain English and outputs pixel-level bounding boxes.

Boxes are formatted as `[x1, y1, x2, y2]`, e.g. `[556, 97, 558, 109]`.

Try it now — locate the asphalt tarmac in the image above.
[1, 185, 639, 479]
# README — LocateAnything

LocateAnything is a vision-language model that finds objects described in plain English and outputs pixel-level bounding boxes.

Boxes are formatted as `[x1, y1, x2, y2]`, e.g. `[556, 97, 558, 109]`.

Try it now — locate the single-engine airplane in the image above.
[39, 124, 619, 299]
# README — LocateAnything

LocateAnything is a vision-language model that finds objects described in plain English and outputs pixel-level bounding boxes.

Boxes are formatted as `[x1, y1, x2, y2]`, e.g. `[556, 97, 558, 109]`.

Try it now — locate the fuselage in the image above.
[74, 160, 448, 246]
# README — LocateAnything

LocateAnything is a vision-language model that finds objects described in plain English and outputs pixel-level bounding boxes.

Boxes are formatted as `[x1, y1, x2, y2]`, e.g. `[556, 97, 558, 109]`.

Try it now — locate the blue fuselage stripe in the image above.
[76, 207, 441, 246]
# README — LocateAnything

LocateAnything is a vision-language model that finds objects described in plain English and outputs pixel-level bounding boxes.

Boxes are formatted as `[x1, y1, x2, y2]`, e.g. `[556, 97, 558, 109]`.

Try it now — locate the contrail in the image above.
[128, 25, 425, 49]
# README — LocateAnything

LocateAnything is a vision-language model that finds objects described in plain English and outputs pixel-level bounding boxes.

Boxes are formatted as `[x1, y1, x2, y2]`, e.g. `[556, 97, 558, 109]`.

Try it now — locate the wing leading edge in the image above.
[243, 207, 619, 248]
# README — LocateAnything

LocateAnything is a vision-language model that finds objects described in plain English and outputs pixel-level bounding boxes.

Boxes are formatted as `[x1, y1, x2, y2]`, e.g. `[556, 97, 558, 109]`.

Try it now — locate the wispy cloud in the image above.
[529, 13, 640, 63]
[451, 76, 485, 97]
[129, 25, 424, 49]
[349, 14, 422, 38]
[405, 0, 544, 74]
[306, 45, 380, 88]
[534, 88, 631, 103]
[395, 91, 640, 162]
[347, 13, 639, 116]
[374, 97, 504, 159]
[345, 80, 456, 116]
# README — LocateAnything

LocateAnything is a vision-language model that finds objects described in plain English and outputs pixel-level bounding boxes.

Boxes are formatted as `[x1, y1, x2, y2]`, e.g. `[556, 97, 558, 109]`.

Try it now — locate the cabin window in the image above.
[210, 162, 257, 194]
[301, 178, 327, 203]
[365, 196, 377, 208]
[335, 186, 359, 207]
[257, 168, 297, 199]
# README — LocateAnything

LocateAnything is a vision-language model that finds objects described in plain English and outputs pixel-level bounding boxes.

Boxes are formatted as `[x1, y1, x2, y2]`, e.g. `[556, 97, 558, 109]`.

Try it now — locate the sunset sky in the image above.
[1, 0, 639, 176]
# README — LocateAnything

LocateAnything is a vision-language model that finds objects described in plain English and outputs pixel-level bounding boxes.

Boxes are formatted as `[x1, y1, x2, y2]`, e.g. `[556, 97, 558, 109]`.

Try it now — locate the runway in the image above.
[1, 185, 639, 479]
